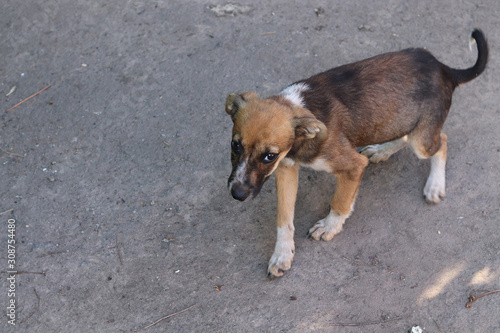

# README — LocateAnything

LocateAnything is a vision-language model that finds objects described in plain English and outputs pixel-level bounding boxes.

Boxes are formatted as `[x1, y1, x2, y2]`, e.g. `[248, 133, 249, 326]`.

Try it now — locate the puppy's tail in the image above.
[449, 29, 488, 86]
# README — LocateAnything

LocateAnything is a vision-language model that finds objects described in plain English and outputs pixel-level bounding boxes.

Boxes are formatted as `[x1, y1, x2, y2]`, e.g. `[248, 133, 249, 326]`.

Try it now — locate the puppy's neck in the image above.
[267, 95, 328, 165]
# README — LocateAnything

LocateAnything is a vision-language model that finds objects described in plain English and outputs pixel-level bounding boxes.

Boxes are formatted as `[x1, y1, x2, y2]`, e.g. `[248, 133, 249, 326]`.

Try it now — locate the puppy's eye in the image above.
[263, 152, 279, 163]
[231, 140, 242, 154]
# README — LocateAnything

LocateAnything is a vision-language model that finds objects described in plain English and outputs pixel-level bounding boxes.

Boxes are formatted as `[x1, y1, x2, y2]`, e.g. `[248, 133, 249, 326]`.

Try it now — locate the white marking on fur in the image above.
[348, 199, 356, 217]
[268, 225, 295, 276]
[469, 32, 477, 51]
[424, 152, 446, 203]
[308, 209, 348, 241]
[280, 157, 296, 167]
[280, 83, 309, 108]
[234, 160, 247, 183]
[305, 157, 332, 172]
[228, 159, 247, 191]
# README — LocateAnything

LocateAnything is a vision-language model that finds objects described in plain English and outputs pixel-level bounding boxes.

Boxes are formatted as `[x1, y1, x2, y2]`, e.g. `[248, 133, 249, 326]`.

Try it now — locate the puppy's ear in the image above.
[294, 117, 327, 141]
[225, 92, 258, 118]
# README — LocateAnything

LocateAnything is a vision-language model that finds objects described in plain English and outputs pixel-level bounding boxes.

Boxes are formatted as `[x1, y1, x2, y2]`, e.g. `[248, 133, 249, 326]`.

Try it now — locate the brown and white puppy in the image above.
[226, 30, 488, 278]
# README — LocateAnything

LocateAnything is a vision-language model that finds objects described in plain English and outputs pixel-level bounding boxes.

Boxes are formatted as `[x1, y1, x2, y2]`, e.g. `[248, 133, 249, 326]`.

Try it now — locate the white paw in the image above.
[307, 210, 346, 241]
[424, 153, 446, 204]
[267, 225, 295, 278]
[424, 174, 445, 204]
[267, 247, 294, 278]
[360, 144, 392, 163]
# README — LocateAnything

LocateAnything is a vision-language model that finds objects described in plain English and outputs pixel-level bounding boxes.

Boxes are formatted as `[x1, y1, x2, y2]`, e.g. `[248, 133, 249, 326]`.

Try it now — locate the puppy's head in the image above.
[225, 92, 326, 201]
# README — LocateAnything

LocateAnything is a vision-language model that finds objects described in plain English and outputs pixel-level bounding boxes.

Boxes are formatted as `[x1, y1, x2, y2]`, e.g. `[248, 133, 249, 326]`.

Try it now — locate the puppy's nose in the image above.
[230, 185, 251, 201]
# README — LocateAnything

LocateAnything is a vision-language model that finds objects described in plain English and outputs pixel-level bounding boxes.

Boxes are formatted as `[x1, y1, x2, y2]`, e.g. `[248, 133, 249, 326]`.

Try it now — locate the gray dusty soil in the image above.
[1, 1, 499, 332]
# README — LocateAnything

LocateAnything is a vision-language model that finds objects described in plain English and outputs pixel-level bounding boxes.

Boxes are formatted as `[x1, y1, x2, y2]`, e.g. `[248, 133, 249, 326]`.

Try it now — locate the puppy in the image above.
[225, 30, 488, 277]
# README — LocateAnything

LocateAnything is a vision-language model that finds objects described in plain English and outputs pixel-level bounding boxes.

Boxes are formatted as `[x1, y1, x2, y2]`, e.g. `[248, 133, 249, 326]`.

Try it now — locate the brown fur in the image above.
[226, 29, 488, 277]
[275, 163, 299, 228]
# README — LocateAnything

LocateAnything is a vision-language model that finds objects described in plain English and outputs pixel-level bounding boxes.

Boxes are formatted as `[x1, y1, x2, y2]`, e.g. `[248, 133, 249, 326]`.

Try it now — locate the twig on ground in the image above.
[132, 304, 197, 332]
[433, 318, 443, 332]
[116, 235, 123, 265]
[260, 31, 277, 36]
[20, 288, 40, 324]
[0, 209, 13, 216]
[328, 316, 406, 327]
[6, 84, 51, 112]
[0, 146, 25, 158]
[342, 256, 372, 267]
[466, 289, 500, 308]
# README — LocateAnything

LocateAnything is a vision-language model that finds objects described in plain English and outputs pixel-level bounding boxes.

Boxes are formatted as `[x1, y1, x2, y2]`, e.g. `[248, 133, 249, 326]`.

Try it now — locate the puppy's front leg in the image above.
[267, 161, 300, 278]
[308, 153, 368, 241]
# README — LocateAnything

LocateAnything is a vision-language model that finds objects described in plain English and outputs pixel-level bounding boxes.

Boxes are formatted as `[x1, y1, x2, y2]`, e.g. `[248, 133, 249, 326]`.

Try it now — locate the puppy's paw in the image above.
[307, 221, 338, 241]
[307, 211, 346, 241]
[424, 175, 445, 204]
[359, 144, 392, 163]
[267, 248, 294, 278]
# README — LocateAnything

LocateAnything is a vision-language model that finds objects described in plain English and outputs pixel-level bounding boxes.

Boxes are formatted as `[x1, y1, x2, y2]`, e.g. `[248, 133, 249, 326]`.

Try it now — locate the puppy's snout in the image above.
[230, 183, 253, 201]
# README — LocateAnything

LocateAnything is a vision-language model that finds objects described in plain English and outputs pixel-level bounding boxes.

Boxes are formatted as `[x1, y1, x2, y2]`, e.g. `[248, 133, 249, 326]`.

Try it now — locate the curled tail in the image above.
[449, 29, 489, 86]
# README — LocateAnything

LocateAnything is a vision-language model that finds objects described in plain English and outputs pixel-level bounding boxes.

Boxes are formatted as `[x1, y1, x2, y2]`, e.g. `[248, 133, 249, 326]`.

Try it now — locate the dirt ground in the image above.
[1, 1, 499, 332]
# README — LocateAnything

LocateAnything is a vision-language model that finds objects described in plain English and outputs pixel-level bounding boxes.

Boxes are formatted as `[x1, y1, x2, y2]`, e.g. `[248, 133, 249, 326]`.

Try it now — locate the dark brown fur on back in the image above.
[296, 49, 456, 147]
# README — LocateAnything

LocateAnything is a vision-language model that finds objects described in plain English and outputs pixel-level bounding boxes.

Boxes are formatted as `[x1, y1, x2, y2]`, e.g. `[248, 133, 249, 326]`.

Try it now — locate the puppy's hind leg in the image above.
[409, 132, 447, 204]
[423, 133, 447, 204]
[360, 136, 408, 163]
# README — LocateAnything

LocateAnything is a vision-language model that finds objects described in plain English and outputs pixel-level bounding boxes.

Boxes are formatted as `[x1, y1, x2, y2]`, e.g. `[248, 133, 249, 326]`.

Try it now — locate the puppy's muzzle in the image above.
[229, 182, 256, 201]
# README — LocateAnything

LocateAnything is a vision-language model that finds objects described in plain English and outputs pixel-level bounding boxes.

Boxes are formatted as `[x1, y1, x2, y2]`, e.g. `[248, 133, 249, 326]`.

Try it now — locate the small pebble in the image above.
[411, 326, 423, 333]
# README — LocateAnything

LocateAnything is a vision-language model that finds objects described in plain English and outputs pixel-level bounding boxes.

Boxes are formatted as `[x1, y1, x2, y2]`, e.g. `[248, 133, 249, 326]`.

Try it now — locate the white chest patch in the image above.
[280, 157, 296, 167]
[304, 158, 332, 172]
[280, 83, 309, 108]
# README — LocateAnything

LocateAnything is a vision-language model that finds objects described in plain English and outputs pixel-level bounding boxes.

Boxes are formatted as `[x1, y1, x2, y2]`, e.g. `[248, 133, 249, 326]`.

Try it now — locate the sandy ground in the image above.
[1, 1, 499, 332]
